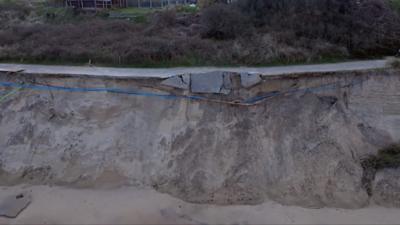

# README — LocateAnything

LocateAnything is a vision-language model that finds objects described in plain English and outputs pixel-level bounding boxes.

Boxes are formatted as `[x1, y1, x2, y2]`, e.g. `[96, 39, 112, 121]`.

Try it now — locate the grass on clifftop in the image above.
[1, 0, 400, 67]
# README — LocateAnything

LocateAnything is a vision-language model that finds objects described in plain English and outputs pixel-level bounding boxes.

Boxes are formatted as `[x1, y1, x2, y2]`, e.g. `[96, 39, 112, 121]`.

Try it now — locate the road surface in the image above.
[0, 59, 388, 78]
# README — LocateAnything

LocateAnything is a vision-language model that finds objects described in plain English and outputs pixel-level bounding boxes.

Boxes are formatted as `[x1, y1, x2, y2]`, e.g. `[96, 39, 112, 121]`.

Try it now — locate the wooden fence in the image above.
[65, 0, 196, 8]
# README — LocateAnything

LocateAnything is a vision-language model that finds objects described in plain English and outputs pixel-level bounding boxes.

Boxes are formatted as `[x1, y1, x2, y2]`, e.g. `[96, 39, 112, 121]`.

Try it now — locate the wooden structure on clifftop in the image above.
[65, 0, 128, 9]
[66, 0, 196, 9]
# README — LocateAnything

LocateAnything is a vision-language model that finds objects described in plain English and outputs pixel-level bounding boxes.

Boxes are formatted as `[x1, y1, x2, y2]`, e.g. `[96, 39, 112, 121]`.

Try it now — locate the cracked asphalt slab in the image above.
[0, 59, 388, 78]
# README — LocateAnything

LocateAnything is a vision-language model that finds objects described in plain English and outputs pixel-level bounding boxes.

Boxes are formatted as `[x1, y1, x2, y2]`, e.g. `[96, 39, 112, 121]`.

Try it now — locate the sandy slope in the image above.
[1, 70, 400, 208]
[1, 185, 400, 225]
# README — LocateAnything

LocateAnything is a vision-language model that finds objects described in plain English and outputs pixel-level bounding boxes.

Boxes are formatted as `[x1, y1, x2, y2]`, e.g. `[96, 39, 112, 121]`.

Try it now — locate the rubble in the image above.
[240, 73, 262, 88]
[161, 74, 190, 90]
[0, 193, 31, 218]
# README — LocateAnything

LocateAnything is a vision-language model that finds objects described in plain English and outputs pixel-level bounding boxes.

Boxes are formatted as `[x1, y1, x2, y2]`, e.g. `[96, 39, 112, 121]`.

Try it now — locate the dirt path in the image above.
[1, 185, 400, 225]
[0, 59, 387, 78]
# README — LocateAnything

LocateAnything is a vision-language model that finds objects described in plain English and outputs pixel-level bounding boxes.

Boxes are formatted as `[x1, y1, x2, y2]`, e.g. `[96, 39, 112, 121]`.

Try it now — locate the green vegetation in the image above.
[388, 58, 400, 68]
[361, 144, 400, 196]
[113, 7, 156, 15]
[0, 0, 400, 67]
[110, 7, 157, 23]
[362, 144, 400, 171]
[0, 0, 19, 4]
[376, 144, 400, 168]
[0, 0, 30, 20]
[37, 6, 80, 23]
[389, 0, 400, 12]
[175, 4, 199, 14]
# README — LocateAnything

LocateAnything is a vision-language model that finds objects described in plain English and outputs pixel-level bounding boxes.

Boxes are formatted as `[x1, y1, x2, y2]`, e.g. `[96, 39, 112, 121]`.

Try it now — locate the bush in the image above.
[234, 0, 400, 57]
[197, 0, 217, 8]
[388, 58, 400, 68]
[150, 10, 177, 27]
[0, 18, 220, 66]
[0, 0, 32, 27]
[0, 0, 400, 66]
[361, 144, 400, 195]
[375, 144, 400, 169]
[175, 4, 199, 14]
[389, 0, 400, 12]
[362, 144, 400, 171]
[0, 0, 31, 13]
[200, 3, 250, 40]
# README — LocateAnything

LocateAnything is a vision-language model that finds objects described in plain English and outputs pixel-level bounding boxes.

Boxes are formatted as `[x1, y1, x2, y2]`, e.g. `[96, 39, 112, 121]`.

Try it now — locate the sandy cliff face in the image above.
[0, 70, 399, 208]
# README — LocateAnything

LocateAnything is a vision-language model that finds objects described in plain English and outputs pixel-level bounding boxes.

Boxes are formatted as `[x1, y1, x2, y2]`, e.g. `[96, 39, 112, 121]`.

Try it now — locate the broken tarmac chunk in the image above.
[240, 73, 262, 88]
[191, 71, 232, 94]
[221, 73, 233, 94]
[161, 74, 190, 90]
[0, 193, 31, 218]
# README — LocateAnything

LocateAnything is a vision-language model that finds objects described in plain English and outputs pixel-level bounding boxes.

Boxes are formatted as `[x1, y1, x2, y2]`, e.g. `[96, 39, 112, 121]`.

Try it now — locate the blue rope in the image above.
[0, 78, 364, 105]
[244, 91, 280, 104]
[0, 81, 205, 101]
[244, 79, 363, 104]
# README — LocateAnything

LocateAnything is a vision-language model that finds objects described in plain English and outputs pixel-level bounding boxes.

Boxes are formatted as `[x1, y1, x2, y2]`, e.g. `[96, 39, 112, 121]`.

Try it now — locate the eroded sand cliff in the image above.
[0, 69, 399, 208]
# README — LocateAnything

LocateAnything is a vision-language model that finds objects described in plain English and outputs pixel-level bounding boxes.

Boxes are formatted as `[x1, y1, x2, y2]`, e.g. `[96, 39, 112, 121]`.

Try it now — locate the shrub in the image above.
[150, 10, 177, 27]
[175, 4, 199, 14]
[1, 0, 400, 66]
[375, 144, 400, 168]
[234, 0, 400, 57]
[389, 0, 400, 13]
[388, 58, 400, 68]
[0, 0, 31, 13]
[361, 144, 400, 196]
[362, 144, 400, 171]
[197, 0, 217, 8]
[0, 0, 32, 27]
[200, 3, 250, 40]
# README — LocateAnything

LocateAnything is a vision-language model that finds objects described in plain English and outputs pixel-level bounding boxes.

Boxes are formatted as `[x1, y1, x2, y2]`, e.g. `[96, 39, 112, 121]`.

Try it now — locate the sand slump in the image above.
[0, 70, 399, 208]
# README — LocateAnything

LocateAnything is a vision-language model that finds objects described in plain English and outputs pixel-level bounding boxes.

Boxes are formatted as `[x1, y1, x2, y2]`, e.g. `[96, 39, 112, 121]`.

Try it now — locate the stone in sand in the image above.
[0, 193, 31, 218]
[240, 73, 262, 88]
